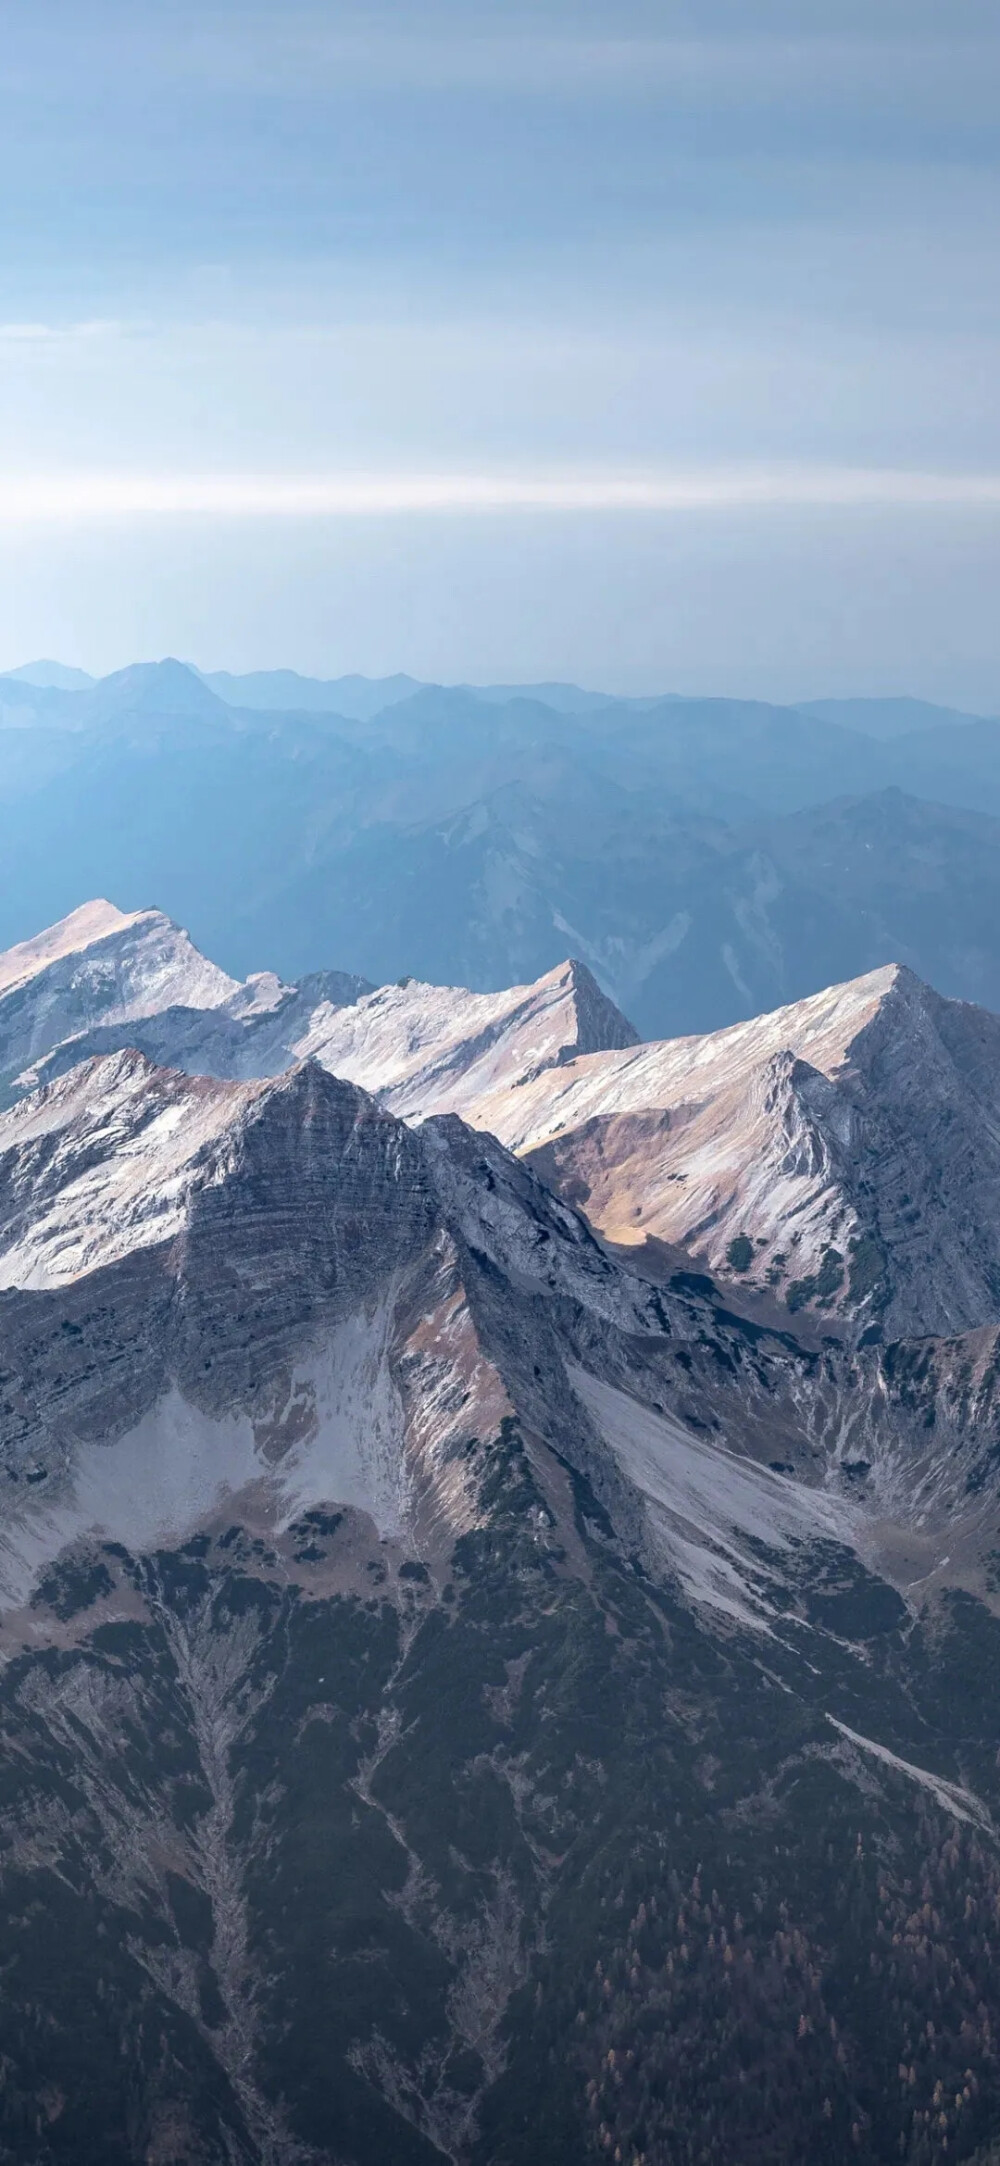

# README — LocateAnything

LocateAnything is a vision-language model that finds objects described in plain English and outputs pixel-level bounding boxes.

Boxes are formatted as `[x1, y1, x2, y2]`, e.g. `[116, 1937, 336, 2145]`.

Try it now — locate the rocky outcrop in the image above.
[8, 932, 635, 1126]
[1, 902, 373, 1103]
[455, 964, 1000, 1343]
[4, 1025, 1000, 2159]
[13, 904, 1000, 1344]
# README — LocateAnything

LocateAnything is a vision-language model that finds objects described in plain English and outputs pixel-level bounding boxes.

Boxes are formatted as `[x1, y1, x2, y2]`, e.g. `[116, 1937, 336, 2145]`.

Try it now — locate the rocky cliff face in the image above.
[431, 963, 1000, 1344]
[2, 1039, 1000, 2162]
[3, 902, 373, 1105]
[11, 904, 1000, 1344]
[8, 912, 1000, 2161]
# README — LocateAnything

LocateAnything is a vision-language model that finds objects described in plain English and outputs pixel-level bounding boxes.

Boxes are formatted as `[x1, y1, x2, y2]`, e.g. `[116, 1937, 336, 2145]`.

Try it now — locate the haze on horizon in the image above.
[1, 0, 998, 706]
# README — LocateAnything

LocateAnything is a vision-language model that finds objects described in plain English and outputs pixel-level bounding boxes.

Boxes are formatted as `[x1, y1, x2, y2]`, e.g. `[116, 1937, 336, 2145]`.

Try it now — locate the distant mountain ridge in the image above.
[798, 695, 992, 738]
[5, 660, 1000, 1038]
[197, 666, 425, 719]
[4, 656, 994, 729]
[2, 659, 96, 691]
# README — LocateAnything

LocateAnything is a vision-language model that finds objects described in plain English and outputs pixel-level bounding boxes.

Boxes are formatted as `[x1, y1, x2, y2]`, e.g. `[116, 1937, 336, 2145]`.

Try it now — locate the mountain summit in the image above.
[6, 907, 1000, 1340]
[448, 961, 1000, 1340]
[0, 901, 248, 1101]
[1, 1006, 1000, 2159]
[82, 656, 233, 724]
[5, 907, 1000, 2156]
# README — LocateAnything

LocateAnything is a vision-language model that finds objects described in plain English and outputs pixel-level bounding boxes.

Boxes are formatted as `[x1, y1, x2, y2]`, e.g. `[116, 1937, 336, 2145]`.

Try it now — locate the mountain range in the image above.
[5, 660, 1000, 1037]
[16, 903, 1000, 1346]
[6, 659, 993, 733]
[5, 900, 1000, 2160]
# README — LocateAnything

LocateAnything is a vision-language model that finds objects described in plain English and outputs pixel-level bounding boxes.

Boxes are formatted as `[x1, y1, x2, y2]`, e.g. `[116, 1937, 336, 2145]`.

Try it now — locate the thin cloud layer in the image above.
[2, 467, 1000, 521]
[0, 0, 996, 689]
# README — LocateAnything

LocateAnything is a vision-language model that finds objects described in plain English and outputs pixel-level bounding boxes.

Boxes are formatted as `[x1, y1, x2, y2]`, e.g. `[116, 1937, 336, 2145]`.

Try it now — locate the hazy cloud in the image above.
[2, 466, 1000, 521]
[0, 0, 996, 691]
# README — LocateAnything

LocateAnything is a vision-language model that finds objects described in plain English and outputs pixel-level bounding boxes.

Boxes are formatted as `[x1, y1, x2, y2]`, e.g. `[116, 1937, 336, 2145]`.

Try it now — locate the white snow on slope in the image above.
[294, 956, 636, 1120]
[0, 901, 140, 996]
[0, 907, 302, 1108]
[0, 1053, 254, 1289]
[448, 965, 897, 1160]
[0, 899, 241, 1014]
[0, 1312, 413, 1609]
[569, 1365, 859, 1629]
[827, 1718, 991, 1831]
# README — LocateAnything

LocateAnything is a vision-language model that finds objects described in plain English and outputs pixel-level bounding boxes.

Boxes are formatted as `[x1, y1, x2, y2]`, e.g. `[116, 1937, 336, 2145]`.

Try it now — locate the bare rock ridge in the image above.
[11, 904, 1000, 1624]
[2, 1017, 1000, 1614]
[282, 953, 1000, 1344]
[0, 899, 373, 1104]
[9, 917, 1000, 2157]
[467, 960, 1000, 1341]
[7, 903, 1000, 1342]
[15, 918, 636, 1111]
[1, 1028, 998, 1615]
[292, 953, 639, 1117]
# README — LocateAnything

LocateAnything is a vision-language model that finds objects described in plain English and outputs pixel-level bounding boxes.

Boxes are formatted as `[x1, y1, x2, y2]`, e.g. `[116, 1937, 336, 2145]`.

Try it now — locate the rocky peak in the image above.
[10, 899, 1000, 1350]
[0, 901, 298, 1103]
[15, 943, 634, 1118]
[0, 1041, 637, 1622]
[293, 953, 638, 1119]
[0, 1050, 443, 1298]
[82, 656, 229, 723]
[0, 899, 139, 997]
[551, 956, 640, 1060]
[464, 963, 1000, 1341]
[0, 896, 239, 1018]
[7, 971, 1000, 2162]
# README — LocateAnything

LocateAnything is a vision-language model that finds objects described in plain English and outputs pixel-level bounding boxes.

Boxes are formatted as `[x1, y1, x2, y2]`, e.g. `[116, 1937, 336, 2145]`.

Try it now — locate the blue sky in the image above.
[1, 0, 998, 698]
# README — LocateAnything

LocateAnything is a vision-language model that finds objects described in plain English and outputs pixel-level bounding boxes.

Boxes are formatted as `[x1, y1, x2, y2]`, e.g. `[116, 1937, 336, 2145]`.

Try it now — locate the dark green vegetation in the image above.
[787, 1246, 846, 1313]
[3, 1427, 1000, 2164]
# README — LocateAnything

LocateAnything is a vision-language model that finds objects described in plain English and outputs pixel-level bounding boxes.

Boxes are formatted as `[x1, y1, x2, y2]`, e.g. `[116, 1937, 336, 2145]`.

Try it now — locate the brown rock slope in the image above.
[449, 964, 1000, 1342]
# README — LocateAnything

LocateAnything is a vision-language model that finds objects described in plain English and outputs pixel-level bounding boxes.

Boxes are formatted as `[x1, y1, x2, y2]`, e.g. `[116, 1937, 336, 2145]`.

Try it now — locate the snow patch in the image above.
[569, 1365, 859, 1630]
[0, 1308, 415, 1609]
[0, 1394, 261, 1608]
[272, 1308, 410, 1535]
[827, 1717, 991, 1830]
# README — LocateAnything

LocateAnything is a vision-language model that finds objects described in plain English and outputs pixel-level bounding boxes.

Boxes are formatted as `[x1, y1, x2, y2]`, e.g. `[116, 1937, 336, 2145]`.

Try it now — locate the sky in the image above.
[0, 0, 998, 701]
